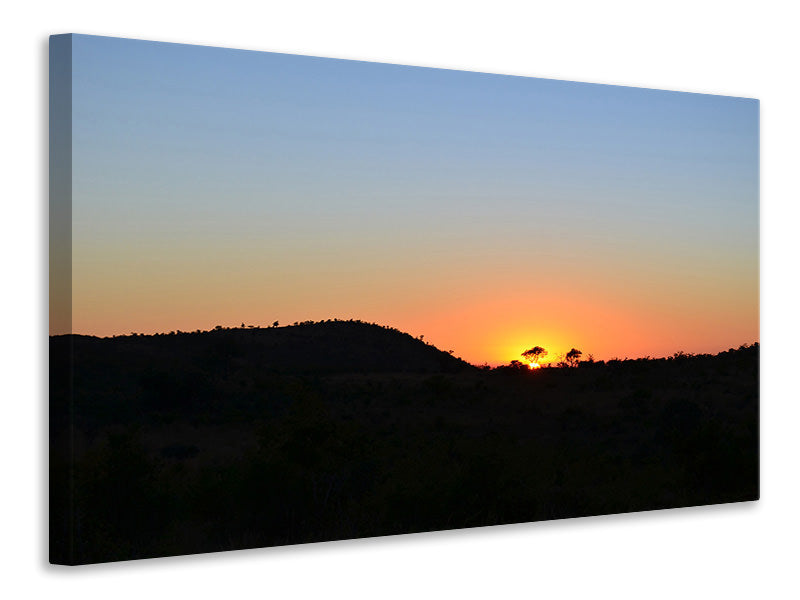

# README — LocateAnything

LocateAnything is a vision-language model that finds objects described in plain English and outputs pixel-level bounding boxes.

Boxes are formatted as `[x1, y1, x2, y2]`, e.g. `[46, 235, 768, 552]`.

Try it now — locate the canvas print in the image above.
[49, 34, 759, 565]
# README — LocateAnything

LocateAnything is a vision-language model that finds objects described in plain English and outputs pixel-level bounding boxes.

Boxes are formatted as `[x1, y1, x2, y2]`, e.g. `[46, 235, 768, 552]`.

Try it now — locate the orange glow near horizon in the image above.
[59, 236, 760, 366]
[60, 270, 759, 366]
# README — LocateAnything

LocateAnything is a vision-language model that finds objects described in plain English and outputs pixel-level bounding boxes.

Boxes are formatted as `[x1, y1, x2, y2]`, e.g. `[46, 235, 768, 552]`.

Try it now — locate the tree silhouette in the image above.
[566, 348, 583, 368]
[522, 346, 548, 366]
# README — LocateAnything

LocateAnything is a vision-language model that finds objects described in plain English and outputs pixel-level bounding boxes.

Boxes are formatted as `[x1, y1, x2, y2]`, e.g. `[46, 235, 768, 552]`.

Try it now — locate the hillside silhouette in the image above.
[53, 319, 473, 376]
[50, 321, 758, 565]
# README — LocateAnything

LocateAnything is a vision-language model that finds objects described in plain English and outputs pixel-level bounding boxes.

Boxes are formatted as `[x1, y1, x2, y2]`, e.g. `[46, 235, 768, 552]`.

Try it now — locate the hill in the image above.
[51, 319, 473, 377]
[49, 322, 758, 565]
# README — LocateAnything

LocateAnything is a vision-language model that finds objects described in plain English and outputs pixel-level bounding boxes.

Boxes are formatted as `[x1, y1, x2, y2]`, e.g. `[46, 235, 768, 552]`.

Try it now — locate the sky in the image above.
[55, 34, 759, 365]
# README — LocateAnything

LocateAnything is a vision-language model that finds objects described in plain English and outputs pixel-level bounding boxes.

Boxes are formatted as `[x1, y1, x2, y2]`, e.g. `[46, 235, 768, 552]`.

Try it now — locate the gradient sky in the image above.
[59, 34, 759, 365]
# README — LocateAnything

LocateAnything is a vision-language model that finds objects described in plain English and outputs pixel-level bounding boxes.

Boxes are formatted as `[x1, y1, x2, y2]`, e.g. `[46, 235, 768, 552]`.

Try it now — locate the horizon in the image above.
[52, 318, 759, 368]
[52, 34, 759, 366]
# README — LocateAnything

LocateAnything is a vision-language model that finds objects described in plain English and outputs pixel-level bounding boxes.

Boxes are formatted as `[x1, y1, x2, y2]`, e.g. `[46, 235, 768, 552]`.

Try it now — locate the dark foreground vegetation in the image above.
[50, 321, 758, 564]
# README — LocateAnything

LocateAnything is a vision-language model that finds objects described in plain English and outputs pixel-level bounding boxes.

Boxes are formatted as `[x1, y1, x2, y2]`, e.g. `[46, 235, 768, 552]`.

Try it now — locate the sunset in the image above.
[54, 35, 758, 365]
[50, 34, 759, 565]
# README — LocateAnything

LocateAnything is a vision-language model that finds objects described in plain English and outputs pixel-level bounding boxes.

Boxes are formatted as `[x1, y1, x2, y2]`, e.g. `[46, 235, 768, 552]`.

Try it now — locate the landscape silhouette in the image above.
[50, 34, 759, 566]
[50, 320, 759, 564]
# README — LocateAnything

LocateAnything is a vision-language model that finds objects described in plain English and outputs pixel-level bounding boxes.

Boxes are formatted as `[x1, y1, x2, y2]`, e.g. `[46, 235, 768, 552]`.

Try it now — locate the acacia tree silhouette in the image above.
[522, 346, 548, 366]
[566, 348, 583, 368]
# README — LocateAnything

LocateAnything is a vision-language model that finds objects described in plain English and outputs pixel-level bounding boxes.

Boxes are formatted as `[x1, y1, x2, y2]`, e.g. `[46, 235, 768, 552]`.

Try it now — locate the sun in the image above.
[527, 362, 541, 370]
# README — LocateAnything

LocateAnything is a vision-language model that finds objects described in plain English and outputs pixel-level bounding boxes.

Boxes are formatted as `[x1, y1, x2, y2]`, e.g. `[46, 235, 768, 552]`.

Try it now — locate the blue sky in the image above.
[65, 34, 759, 362]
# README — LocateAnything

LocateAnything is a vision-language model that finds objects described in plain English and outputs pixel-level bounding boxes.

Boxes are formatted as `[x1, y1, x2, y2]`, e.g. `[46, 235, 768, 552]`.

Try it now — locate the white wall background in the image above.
[3, 1, 798, 597]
